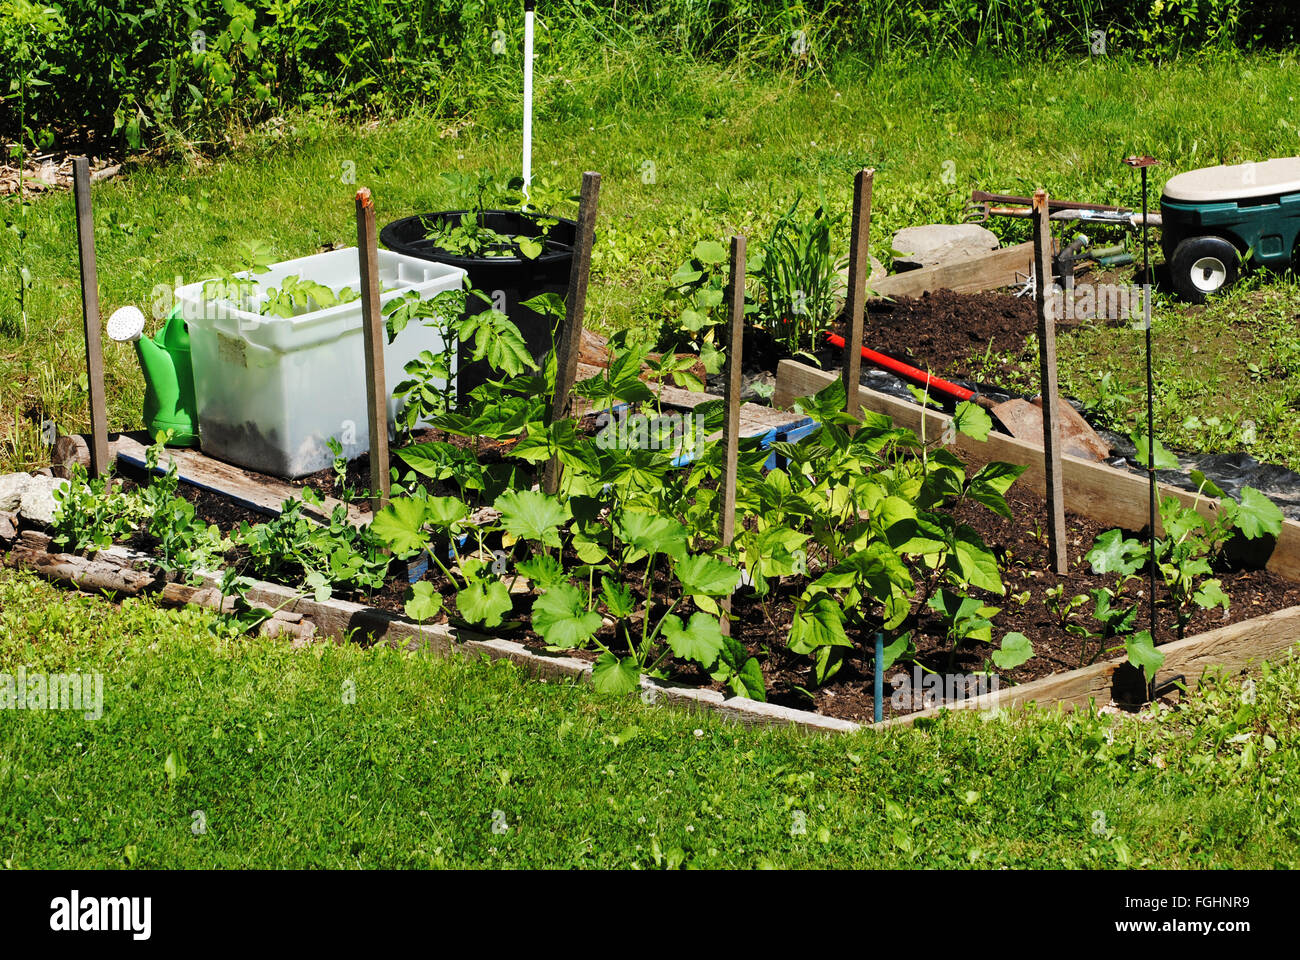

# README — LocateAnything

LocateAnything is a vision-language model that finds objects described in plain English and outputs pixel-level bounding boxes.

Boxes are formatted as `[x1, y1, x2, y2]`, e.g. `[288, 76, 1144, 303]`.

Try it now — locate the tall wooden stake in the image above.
[841, 168, 874, 423]
[720, 235, 746, 636]
[543, 171, 601, 495]
[1033, 188, 1067, 575]
[72, 157, 109, 477]
[355, 187, 390, 513]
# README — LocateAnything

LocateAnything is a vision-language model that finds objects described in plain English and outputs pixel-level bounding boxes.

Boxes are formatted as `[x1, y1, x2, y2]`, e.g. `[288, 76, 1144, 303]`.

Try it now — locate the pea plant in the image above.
[233, 485, 393, 602]
[51, 433, 228, 582]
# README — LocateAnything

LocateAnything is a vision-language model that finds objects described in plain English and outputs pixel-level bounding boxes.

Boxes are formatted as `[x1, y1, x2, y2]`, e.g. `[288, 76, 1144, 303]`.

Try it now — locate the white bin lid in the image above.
[1163, 156, 1300, 203]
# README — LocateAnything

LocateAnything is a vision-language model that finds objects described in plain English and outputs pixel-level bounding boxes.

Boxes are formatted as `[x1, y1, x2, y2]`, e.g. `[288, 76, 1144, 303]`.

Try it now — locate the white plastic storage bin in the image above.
[177, 247, 466, 478]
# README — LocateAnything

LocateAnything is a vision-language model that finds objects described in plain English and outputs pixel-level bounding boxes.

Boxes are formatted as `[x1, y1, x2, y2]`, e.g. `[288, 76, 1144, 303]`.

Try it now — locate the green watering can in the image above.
[106, 304, 200, 447]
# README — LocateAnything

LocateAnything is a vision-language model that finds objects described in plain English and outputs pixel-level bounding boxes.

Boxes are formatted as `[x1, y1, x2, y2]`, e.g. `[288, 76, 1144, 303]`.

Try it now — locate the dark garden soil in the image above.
[842, 288, 1045, 385]
[722, 289, 1047, 389]
[137, 461, 1300, 724]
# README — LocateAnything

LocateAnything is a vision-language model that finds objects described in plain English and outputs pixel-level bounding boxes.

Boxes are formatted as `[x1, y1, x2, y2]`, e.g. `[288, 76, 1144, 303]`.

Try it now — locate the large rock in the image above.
[891, 224, 1000, 272]
[18, 475, 69, 527]
[0, 472, 31, 512]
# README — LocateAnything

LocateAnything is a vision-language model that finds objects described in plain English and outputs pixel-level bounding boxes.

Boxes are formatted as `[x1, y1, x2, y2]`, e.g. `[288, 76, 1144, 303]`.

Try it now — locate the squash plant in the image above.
[366, 325, 1038, 701]
[528, 507, 750, 696]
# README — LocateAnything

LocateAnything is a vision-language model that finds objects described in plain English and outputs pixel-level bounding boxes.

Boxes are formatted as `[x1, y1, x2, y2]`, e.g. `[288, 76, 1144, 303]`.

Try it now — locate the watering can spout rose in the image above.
[107, 305, 201, 447]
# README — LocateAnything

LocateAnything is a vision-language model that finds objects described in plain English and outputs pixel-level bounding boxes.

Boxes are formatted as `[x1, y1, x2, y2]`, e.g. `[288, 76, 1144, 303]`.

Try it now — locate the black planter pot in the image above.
[379, 210, 576, 400]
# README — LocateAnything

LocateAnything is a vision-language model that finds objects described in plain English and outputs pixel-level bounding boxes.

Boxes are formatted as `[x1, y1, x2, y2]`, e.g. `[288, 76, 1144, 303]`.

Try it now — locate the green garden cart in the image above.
[1161, 156, 1300, 302]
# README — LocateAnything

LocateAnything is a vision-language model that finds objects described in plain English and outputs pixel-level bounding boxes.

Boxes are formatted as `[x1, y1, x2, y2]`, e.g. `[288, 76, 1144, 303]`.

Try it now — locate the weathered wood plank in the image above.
[112, 431, 366, 528]
[1032, 189, 1068, 574]
[545, 171, 601, 494]
[72, 157, 110, 477]
[842, 168, 874, 421]
[869, 241, 1035, 300]
[190, 568, 857, 732]
[877, 602, 1300, 729]
[355, 187, 391, 513]
[576, 361, 804, 442]
[773, 359, 1300, 583]
[8, 526, 1296, 736]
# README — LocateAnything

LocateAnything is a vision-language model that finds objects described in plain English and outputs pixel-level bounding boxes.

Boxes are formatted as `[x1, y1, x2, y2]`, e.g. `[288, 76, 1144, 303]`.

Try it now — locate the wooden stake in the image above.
[841, 168, 874, 422]
[72, 157, 109, 477]
[1032, 189, 1067, 575]
[720, 235, 746, 636]
[543, 171, 601, 495]
[355, 188, 390, 513]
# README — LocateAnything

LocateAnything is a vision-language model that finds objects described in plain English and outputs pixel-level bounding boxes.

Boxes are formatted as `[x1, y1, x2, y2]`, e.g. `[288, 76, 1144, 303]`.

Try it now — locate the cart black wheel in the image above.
[1170, 235, 1240, 304]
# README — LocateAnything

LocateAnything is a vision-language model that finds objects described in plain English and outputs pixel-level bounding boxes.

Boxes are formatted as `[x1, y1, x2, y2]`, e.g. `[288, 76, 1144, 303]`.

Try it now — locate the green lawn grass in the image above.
[2, 566, 1298, 869]
[4, 51, 1300, 470]
[5, 50, 1300, 870]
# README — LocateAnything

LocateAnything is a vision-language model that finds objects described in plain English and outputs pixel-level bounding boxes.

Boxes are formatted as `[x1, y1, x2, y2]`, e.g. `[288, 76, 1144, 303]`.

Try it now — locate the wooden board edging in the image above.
[877, 601, 1300, 729]
[110, 432, 367, 528]
[71, 542, 861, 735]
[9, 536, 1300, 734]
[868, 242, 1035, 300]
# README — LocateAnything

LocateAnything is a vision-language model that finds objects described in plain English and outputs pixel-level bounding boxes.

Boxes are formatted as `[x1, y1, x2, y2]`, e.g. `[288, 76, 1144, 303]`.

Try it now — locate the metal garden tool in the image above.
[824, 332, 1111, 461]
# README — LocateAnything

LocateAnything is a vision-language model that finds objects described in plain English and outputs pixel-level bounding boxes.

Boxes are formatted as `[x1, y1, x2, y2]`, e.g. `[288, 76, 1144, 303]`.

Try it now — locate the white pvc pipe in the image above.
[523, 3, 535, 199]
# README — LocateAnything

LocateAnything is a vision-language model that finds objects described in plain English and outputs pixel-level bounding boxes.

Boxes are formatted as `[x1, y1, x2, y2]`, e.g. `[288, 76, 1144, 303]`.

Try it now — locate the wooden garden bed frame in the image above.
[9, 359, 1299, 734]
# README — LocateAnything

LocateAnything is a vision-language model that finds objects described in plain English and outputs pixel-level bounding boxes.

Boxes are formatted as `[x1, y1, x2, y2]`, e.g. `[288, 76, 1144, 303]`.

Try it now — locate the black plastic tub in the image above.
[380, 210, 576, 399]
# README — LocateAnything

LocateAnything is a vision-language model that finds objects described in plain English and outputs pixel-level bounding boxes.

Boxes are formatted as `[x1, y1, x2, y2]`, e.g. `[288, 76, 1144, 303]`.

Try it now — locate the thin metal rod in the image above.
[874, 632, 884, 724]
[841, 168, 874, 424]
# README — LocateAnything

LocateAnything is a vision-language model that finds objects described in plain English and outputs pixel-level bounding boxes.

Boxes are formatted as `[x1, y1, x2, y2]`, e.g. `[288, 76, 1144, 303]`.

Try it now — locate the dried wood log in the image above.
[157, 580, 314, 639]
[18, 530, 53, 553]
[5, 546, 156, 595]
[259, 618, 317, 642]
[52, 434, 90, 479]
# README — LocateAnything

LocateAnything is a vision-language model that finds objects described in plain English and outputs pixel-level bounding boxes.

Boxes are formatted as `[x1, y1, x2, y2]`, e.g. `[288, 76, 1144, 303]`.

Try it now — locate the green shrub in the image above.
[2, 1, 1298, 154]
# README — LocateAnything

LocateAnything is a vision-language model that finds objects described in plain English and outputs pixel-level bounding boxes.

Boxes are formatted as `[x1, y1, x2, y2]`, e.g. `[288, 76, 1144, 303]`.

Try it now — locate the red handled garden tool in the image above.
[825, 331, 1110, 461]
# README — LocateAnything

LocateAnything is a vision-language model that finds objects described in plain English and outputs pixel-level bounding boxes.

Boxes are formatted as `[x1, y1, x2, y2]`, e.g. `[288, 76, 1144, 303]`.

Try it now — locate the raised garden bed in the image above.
[23, 170, 1300, 734]
[9, 351, 1300, 733]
